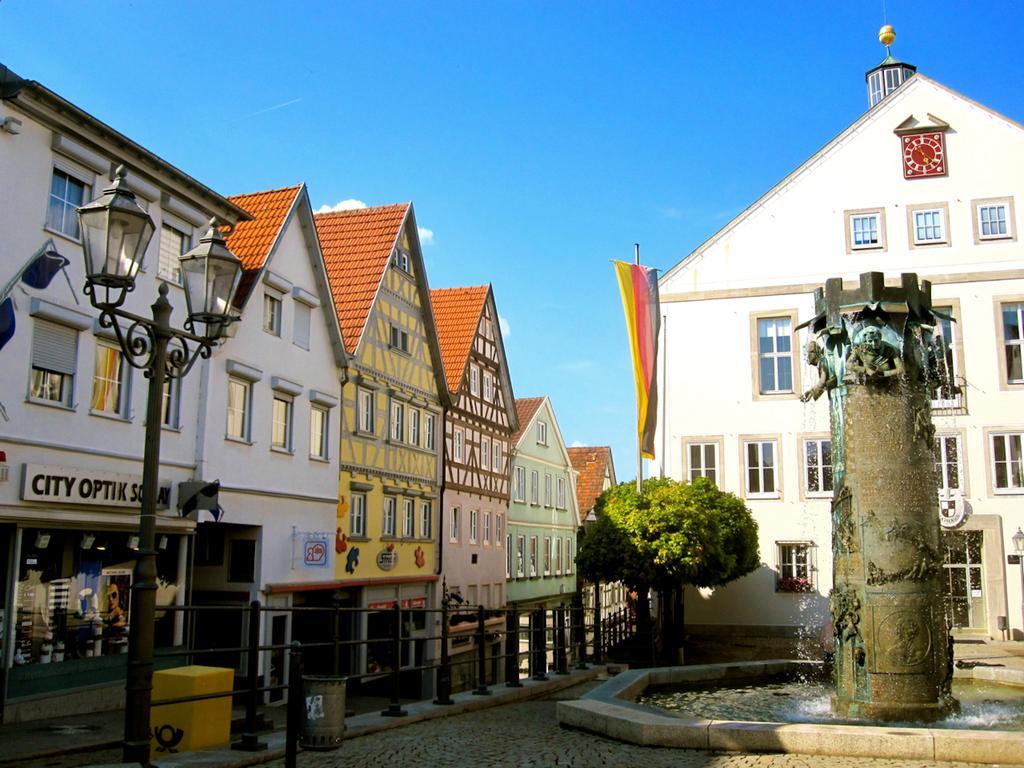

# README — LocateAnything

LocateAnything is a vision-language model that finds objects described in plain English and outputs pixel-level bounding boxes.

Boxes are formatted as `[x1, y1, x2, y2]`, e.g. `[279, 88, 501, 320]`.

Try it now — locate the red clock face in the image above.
[902, 132, 946, 179]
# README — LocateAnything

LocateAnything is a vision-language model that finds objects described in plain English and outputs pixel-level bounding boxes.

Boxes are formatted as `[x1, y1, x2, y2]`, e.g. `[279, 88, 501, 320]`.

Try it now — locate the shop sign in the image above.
[303, 536, 329, 568]
[376, 547, 398, 571]
[367, 597, 427, 610]
[21, 464, 170, 510]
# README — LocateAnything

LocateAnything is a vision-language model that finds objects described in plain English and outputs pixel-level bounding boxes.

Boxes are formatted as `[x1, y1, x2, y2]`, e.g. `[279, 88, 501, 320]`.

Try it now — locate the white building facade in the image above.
[655, 62, 1024, 653]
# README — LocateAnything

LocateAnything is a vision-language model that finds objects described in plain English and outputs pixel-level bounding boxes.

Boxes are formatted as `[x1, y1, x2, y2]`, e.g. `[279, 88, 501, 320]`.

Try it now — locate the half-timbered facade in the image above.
[431, 285, 517, 612]
[316, 203, 447, 687]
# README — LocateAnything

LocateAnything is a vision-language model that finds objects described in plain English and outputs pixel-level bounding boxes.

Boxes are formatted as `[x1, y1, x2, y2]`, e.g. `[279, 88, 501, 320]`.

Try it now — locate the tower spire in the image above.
[865, 24, 916, 108]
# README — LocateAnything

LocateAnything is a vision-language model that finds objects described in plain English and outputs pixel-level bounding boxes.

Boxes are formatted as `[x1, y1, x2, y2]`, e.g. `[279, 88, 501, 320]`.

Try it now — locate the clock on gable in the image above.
[901, 131, 946, 179]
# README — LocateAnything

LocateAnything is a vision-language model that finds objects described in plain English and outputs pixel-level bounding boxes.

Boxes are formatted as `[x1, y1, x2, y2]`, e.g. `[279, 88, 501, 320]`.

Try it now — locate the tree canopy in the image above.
[576, 477, 759, 592]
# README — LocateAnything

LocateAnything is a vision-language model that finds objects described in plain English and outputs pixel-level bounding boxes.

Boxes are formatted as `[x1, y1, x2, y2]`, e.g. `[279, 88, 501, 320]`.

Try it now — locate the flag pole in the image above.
[635, 242, 642, 495]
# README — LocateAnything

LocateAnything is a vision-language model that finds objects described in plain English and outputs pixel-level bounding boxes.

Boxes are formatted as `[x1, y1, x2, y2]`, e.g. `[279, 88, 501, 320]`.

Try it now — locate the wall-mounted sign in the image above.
[938, 495, 969, 530]
[367, 597, 427, 610]
[22, 464, 170, 510]
[303, 537, 329, 568]
[376, 546, 398, 571]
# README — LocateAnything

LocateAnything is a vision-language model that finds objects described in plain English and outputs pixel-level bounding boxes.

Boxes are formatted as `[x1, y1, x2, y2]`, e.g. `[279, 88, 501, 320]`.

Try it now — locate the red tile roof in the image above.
[511, 397, 545, 445]
[430, 285, 489, 393]
[567, 446, 614, 523]
[225, 185, 303, 305]
[314, 204, 409, 355]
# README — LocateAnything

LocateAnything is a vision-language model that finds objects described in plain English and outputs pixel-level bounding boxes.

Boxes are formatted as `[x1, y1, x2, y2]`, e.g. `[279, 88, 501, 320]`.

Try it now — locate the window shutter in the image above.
[32, 319, 78, 374]
[293, 302, 311, 349]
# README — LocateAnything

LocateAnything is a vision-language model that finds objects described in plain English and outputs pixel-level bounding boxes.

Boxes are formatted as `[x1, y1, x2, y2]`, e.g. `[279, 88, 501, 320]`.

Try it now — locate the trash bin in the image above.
[150, 665, 234, 754]
[301, 676, 346, 750]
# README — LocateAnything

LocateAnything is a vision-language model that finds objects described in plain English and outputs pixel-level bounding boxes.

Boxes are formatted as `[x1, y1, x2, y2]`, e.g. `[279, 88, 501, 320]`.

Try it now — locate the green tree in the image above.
[577, 477, 759, 663]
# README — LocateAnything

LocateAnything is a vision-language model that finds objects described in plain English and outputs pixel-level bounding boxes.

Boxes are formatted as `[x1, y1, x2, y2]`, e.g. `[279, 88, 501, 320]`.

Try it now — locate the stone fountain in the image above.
[799, 271, 957, 721]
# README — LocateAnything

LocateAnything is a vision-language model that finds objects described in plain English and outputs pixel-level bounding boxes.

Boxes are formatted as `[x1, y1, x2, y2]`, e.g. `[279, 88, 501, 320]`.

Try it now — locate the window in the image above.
[46, 168, 89, 239]
[513, 466, 526, 501]
[908, 203, 949, 246]
[424, 413, 436, 450]
[483, 372, 493, 402]
[536, 421, 548, 445]
[543, 537, 552, 575]
[351, 493, 367, 537]
[469, 509, 478, 543]
[556, 477, 566, 508]
[358, 389, 375, 434]
[756, 317, 794, 394]
[454, 429, 464, 462]
[565, 538, 573, 574]
[506, 535, 513, 578]
[973, 198, 1014, 242]
[392, 247, 410, 272]
[293, 302, 311, 350]
[29, 319, 78, 407]
[482, 439, 490, 470]
[544, 473, 552, 506]
[1002, 302, 1023, 385]
[530, 470, 539, 504]
[846, 209, 885, 251]
[804, 438, 833, 497]
[991, 433, 1023, 491]
[91, 341, 127, 416]
[483, 511, 491, 543]
[408, 407, 420, 446]
[687, 441, 719, 486]
[157, 225, 188, 283]
[470, 365, 480, 396]
[495, 514, 503, 545]
[391, 400, 404, 442]
[516, 535, 525, 578]
[263, 293, 282, 336]
[493, 441, 502, 472]
[934, 434, 963, 495]
[529, 536, 538, 577]
[554, 536, 562, 574]
[776, 542, 814, 592]
[162, 377, 180, 428]
[744, 439, 779, 497]
[383, 497, 397, 537]
[450, 507, 460, 542]
[310, 406, 328, 459]
[227, 377, 251, 440]
[420, 501, 432, 539]
[403, 499, 415, 538]
[389, 324, 409, 353]
[928, 304, 961, 408]
[271, 395, 293, 451]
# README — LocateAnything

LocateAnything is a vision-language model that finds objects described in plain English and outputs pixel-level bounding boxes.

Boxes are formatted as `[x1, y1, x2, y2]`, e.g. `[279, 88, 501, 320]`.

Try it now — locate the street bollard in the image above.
[505, 603, 522, 687]
[285, 642, 303, 768]
[473, 604, 491, 695]
[554, 605, 568, 675]
[434, 600, 453, 705]
[232, 600, 267, 752]
[531, 608, 548, 681]
[381, 604, 407, 717]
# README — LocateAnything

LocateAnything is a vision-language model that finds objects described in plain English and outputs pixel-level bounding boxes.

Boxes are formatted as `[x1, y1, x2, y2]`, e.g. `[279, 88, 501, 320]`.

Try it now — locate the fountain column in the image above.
[801, 272, 956, 722]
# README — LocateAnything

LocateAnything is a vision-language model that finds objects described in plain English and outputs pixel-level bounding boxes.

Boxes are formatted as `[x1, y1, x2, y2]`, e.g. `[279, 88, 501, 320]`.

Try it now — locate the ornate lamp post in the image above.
[77, 167, 242, 766]
[1013, 528, 1024, 640]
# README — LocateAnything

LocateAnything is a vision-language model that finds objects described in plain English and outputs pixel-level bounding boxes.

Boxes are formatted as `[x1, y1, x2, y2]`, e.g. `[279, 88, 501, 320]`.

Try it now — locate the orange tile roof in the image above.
[225, 185, 303, 305]
[430, 285, 489, 393]
[567, 446, 614, 523]
[511, 397, 545, 445]
[314, 203, 410, 355]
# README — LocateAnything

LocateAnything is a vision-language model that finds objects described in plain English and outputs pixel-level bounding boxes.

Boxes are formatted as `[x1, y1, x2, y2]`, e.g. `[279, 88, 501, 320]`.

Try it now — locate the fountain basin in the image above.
[556, 661, 1024, 764]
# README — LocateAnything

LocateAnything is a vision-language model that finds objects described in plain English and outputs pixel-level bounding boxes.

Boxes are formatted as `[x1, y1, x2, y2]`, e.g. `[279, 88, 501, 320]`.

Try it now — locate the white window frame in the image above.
[554, 536, 562, 574]
[516, 535, 525, 578]
[454, 428, 464, 462]
[29, 318, 78, 409]
[425, 412, 436, 450]
[263, 292, 283, 336]
[756, 317, 795, 395]
[934, 434, 964, 495]
[226, 376, 252, 441]
[351, 493, 367, 537]
[392, 246, 410, 272]
[469, 365, 480, 396]
[390, 400, 404, 442]
[450, 507, 460, 542]
[1002, 302, 1024, 386]
[803, 438, 833, 498]
[686, 440, 720, 487]
[408, 407, 420, 446]
[495, 514, 503, 545]
[483, 511, 491, 544]
[930, 305, 962, 409]
[469, 509, 478, 543]
[543, 536, 552, 575]
[383, 496, 397, 537]
[530, 470, 539, 504]
[776, 541, 815, 592]
[544, 473, 552, 507]
[90, 340, 128, 418]
[46, 167, 90, 240]
[420, 501, 432, 539]
[158, 224, 188, 284]
[482, 438, 490, 470]
[161, 376, 180, 429]
[402, 499, 416, 538]
[271, 394, 293, 452]
[513, 466, 526, 502]
[506, 534, 513, 578]
[846, 209, 885, 252]
[565, 538, 573, 575]
[907, 203, 950, 247]
[556, 476, 566, 508]
[973, 197, 1014, 242]
[536, 420, 548, 445]
[744, 438, 780, 498]
[310, 405, 329, 459]
[493, 441, 502, 472]
[483, 371, 493, 402]
[529, 536, 538, 577]
[358, 388, 375, 434]
[991, 432, 1024, 493]
[389, 324, 410, 354]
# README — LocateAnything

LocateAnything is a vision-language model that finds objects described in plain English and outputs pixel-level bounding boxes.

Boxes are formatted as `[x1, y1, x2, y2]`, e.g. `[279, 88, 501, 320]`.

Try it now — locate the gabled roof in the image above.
[511, 397, 544, 445]
[567, 446, 616, 522]
[226, 184, 303, 307]
[314, 203, 410, 355]
[430, 285, 490, 391]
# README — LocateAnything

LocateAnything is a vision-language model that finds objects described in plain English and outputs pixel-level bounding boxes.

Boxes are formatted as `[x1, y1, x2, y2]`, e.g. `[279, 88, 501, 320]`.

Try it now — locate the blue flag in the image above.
[0, 298, 14, 352]
[21, 250, 70, 290]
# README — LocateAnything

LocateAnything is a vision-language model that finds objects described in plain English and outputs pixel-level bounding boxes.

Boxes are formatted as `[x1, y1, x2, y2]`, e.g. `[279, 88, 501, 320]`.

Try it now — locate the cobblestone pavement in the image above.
[264, 682, 997, 768]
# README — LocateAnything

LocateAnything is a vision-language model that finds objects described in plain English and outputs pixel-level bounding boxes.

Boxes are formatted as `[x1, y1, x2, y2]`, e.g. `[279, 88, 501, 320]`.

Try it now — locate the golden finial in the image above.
[879, 24, 896, 48]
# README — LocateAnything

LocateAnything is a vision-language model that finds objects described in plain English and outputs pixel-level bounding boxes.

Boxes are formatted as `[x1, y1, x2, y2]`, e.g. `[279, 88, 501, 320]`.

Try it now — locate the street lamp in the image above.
[78, 166, 242, 766]
[1013, 528, 1024, 640]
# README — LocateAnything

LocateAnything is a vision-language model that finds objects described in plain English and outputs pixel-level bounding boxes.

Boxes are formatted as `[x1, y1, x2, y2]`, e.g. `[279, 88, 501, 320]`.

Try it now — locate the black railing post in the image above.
[434, 599, 453, 705]
[381, 604, 407, 717]
[505, 603, 522, 687]
[555, 605, 569, 674]
[472, 604, 491, 695]
[574, 595, 588, 670]
[531, 608, 548, 681]
[285, 642, 303, 768]
[593, 584, 603, 664]
[232, 600, 267, 752]
[332, 595, 342, 676]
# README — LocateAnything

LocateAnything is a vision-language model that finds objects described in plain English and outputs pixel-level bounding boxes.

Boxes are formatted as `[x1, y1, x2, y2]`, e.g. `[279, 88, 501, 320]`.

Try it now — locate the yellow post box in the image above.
[150, 665, 234, 754]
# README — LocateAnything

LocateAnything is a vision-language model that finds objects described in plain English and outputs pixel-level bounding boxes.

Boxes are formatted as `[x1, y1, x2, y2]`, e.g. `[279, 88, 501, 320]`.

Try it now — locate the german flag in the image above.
[613, 261, 660, 459]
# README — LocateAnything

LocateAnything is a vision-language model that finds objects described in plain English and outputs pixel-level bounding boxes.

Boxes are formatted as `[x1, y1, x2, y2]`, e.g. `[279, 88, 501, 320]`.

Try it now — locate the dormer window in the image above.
[392, 247, 411, 273]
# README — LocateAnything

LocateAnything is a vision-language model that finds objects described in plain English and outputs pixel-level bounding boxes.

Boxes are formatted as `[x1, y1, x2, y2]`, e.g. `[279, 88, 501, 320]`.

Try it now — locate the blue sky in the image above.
[3, 1, 1023, 480]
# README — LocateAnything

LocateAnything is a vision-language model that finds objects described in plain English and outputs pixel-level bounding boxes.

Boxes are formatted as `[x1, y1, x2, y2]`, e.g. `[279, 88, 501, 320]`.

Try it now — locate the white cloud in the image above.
[570, 440, 585, 448]
[499, 315, 511, 337]
[315, 199, 368, 214]
[418, 226, 434, 245]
